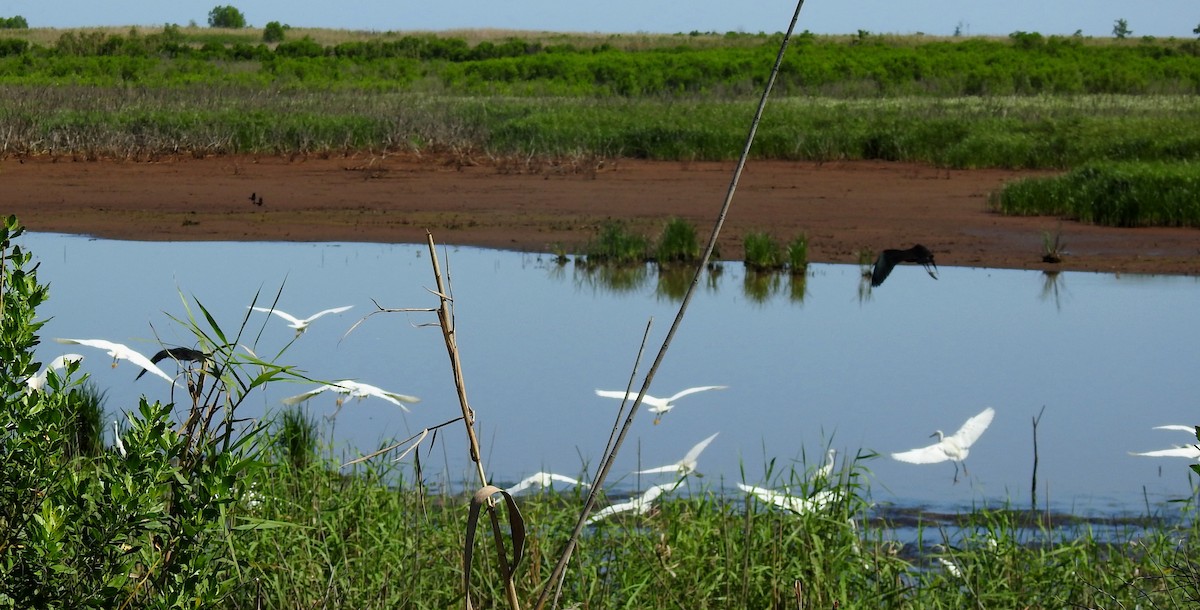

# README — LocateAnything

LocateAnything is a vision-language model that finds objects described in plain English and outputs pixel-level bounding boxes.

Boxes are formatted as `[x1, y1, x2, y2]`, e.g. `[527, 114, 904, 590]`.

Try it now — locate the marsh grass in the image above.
[219, 436, 1200, 609]
[743, 231, 784, 271]
[584, 221, 649, 265]
[786, 233, 809, 273]
[274, 405, 317, 471]
[2, 85, 1198, 166]
[64, 380, 105, 458]
[655, 217, 701, 264]
[991, 160, 1200, 227]
[1041, 225, 1066, 263]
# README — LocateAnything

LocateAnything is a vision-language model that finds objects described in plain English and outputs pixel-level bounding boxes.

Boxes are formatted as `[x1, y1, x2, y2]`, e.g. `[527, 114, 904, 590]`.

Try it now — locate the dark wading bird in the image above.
[135, 347, 212, 380]
[871, 244, 939, 287]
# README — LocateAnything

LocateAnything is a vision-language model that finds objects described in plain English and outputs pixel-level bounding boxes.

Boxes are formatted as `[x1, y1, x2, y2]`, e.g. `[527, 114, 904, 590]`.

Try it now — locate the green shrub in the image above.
[655, 217, 700, 264]
[991, 161, 1200, 227]
[0, 15, 28, 29]
[743, 231, 784, 271]
[263, 21, 286, 43]
[786, 233, 809, 273]
[207, 5, 246, 28]
[585, 221, 648, 265]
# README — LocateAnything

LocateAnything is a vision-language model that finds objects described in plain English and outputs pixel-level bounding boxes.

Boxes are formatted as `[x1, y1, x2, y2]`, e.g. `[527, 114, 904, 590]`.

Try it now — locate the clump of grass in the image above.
[655, 217, 700, 265]
[990, 161, 1200, 227]
[1041, 226, 1066, 263]
[274, 406, 318, 471]
[65, 380, 106, 459]
[786, 233, 809, 274]
[742, 231, 784, 271]
[584, 221, 649, 265]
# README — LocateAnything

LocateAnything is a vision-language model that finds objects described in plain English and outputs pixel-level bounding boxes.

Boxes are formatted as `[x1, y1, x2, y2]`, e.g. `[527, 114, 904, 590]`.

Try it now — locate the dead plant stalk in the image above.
[425, 231, 521, 610]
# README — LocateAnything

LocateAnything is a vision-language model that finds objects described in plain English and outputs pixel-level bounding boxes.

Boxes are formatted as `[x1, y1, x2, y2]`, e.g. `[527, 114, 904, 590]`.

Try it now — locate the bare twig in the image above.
[1031, 405, 1046, 511]
[534, 0, 811, 607]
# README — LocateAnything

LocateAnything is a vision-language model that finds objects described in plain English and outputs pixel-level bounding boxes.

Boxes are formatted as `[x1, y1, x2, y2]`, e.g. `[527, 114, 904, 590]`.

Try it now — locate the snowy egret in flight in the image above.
[638, 432, 719, 477]
[504, 472, 590, 495]
[249, 305, 352, 335]
[24, 353, 84, 393]
[594, 385, 727, 424]
[737, 483, 836, 515]
[587, 481, 681, 524]
[891, 407, 995, 483]
[282, 380, 420, 416]
[871, 245, 938, 287]
[55, 338, 177, 386]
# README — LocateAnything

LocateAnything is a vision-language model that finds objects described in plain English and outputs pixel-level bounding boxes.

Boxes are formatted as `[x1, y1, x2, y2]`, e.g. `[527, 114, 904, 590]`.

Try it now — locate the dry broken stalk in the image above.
[425, 231, 522, 610]
[533, 0, 811, 607]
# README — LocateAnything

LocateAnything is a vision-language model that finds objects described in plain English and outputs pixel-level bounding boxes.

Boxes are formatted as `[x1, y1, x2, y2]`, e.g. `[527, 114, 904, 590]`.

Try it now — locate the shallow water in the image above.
[20, 233, 1200, 517]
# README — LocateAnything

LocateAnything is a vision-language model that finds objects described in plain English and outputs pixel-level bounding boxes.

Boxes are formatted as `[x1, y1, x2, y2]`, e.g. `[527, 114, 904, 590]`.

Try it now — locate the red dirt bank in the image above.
[4, 154, 1197, 275]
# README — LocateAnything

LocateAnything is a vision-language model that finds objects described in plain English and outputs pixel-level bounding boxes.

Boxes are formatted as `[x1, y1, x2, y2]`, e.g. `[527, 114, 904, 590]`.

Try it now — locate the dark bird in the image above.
[871, 244, 938, 287]
[249, 192, 256, 202]
[255, 195, 263, 206]
[135, 346, 212, 380]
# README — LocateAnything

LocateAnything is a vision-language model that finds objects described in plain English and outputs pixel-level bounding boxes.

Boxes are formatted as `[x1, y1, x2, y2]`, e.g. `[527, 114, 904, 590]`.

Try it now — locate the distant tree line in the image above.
[0, 15, 28, 29]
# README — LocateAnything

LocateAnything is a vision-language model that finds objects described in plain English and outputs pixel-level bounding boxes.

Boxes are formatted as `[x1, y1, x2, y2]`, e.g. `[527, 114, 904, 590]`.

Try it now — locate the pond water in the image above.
[19, 232, 1200, 518]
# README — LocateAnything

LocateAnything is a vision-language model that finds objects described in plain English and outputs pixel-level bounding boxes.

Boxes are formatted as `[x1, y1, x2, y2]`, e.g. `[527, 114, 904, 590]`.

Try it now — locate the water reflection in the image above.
[20, 233, 1200, 518]
[1040, 270, 1069, 311]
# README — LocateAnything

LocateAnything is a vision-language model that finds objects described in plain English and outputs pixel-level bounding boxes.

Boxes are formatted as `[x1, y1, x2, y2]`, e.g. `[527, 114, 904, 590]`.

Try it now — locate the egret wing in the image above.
[891, 443, 949, 464]
[951, 407, 995, 448]
[665, 385, 728, 402]
[117, 347, 177, 385]
[636, 464, 679, 475]
[594, 389, 667, 408]
[1154, 425, 1197, 433]
[1131, 446, 1200, 459]
[682, 432, 720, 464]
[547, 473, 585, 486]
[282, 384, 333, 405]
[250, 306, 303, 326]
[304, 306, 353, 322]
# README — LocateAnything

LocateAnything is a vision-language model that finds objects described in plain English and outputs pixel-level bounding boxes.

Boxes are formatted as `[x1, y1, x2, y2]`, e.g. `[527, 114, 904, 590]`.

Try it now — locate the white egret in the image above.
[24, 353, 84, 392]
[55, 338, 177, 386]
[282, 380, 420, 416]
[638, 432, 719, 477]
[112, 420, 126, 458]
[587, 481, 680, 524]
[737, 483, 835, 515]
[815, 448, 837, 480]
[249, 305, 353, 335]
[594, 385, 727, 424]
[891, 407, 995, 483]
[505, 472, 590, 495]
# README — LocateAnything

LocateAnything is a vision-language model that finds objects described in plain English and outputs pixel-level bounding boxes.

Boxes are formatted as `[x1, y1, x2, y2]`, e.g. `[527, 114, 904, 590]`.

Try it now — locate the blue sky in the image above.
[4, 0, 1198, 38]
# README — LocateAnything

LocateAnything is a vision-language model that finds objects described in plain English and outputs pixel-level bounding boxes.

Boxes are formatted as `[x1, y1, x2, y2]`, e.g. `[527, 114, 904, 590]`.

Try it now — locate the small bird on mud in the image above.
[249, 192, 263, 206]
[871, 245, 939, 287]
